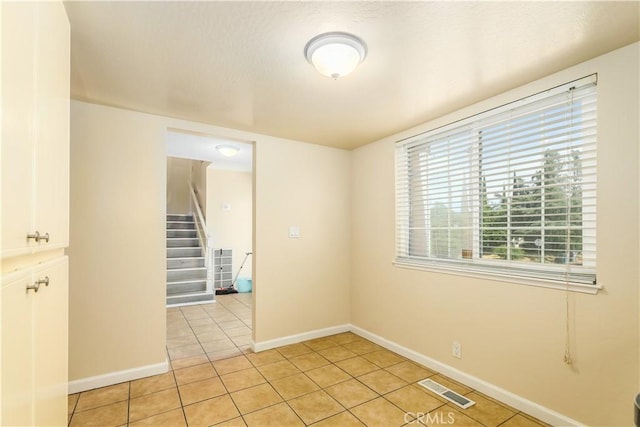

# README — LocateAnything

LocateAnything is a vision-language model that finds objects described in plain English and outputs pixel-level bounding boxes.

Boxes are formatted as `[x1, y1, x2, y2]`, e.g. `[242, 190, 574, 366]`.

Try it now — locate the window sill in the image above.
[392, 260, 603, 295]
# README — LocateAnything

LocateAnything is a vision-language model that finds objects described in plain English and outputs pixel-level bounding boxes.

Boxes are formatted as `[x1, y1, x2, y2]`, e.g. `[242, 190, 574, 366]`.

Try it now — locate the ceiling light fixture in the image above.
[304, 32, 367, 79]
[216, 144, 240, 157]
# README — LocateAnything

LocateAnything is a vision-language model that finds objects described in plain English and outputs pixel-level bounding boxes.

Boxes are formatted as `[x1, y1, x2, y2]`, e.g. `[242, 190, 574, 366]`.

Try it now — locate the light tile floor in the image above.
[68, 293, 549, 426]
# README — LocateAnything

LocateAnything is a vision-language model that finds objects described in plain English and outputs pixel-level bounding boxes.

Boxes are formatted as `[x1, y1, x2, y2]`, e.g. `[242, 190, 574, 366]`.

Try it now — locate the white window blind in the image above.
[396, 75, 597, 287]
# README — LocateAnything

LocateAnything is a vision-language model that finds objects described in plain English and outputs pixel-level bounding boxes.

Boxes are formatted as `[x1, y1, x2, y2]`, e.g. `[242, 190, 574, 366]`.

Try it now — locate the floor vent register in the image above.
[418, 378, 476, 409]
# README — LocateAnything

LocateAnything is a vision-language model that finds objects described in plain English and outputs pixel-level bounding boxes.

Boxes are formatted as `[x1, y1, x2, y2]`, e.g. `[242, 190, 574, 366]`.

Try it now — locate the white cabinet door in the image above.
[33, 257, 68, 426]
[1, 1, 70, 258]
[1, 270, 35, 426]
[1, 2, 37, 258]
[0, 1, 69, 424]
[32, 1, 70, 251]
[1, 257, 68, 426]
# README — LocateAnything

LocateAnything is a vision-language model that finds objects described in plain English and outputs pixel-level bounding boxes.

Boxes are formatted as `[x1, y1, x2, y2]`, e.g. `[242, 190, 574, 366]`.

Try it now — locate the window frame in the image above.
[394, 75, 600, 294]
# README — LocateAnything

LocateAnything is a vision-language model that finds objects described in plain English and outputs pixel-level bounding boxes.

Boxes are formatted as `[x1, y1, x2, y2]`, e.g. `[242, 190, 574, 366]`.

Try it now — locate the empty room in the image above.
[2, 1, 639, 426]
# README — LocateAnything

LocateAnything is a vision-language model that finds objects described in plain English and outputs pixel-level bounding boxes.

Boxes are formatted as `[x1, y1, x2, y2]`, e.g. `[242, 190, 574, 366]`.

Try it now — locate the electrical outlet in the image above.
[452, 341, 462, 359]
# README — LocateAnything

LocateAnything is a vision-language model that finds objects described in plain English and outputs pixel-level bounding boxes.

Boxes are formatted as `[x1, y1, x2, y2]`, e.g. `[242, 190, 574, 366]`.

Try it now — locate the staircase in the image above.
[166, 214, 214, 306]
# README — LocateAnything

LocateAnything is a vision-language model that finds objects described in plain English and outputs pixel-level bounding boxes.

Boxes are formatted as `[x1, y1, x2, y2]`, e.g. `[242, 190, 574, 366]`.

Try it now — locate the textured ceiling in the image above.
[166, 131, 253, 173]
[65, 1, 639, 150]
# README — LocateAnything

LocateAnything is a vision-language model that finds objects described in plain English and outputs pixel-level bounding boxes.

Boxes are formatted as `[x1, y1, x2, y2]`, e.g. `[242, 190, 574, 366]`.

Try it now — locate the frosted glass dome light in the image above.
[216, 145, 240, 157]
[304, 32, 367, 79]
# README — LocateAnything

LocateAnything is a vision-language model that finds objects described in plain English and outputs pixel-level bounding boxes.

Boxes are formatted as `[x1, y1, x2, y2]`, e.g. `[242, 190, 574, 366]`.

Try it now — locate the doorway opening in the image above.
[165, 129, 254, 312]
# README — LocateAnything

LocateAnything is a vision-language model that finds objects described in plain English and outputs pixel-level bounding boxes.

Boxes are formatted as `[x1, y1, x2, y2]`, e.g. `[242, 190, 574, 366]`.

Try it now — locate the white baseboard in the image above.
[252, 324, 351, 353]
[166, 300, 215, 308]
[68, 360, 170, 394]
[68, 324, 579, 425]
[350, 325, 581, 427]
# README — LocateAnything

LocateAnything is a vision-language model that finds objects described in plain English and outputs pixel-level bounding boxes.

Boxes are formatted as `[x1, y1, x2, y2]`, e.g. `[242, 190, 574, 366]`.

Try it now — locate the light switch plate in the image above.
[288, 226, 300, 238]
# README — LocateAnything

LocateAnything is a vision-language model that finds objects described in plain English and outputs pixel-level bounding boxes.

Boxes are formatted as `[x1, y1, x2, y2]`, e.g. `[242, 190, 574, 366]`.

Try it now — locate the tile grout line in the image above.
[186, 297, 255, 425]
[496, 412, 522, 427]
[70, 296, 547, 427]
[241, 359, 303, 421]
[204, 298, 251, 359]
[167, 348, 189, 427]
[214, 356, 246, 425]
[273, 339, 452, 427]
[126, 380, 131, 425]
[68, 391, 79, 426]
[267, 344, 375, 426]
[227, 327, 321, 425]
[173, 305, 212, 424]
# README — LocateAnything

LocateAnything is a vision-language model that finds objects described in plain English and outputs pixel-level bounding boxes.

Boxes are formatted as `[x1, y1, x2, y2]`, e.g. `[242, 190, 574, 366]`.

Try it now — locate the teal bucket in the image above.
[236, 278, 252, 293]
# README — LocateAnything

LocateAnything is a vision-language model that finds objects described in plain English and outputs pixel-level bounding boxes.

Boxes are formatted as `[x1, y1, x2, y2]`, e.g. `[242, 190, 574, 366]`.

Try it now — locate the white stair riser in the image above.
[167, 229, 197, 238]
[167, 258, 205, 269]
[167, 248, 202, 258]
[167, 214, 193, 222]
[167, 292, 214, 305]
[166, 221, 196, 230]
[167, 238, 200, 248]
[167, 281, 206, 295]
[166, 214, 211, 306]
[167, 268, 207, 281]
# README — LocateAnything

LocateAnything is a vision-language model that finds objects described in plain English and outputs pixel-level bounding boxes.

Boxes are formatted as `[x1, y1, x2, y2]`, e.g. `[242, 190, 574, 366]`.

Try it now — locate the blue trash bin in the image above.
[236, 278, 252, 293]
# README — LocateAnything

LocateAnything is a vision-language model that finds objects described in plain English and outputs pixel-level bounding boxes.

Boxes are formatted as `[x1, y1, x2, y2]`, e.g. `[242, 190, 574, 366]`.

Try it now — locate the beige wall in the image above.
[166, 157, 209, 216]
[166, 156, 191, 214]
[67, 44, 638, 423]
[254, 138, 351, 341]
[69, 100, 351, 381]
[192, 160, 209, 217]
[350, 43, 639, 426]
[207, 169, 253, 283]
[69, 102, 167, 381]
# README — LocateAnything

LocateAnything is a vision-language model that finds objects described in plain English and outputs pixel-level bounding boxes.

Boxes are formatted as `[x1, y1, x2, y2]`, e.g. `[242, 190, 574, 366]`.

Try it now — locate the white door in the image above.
[1, 2, 37, 257]
[32, 1, 70, 251]
[1, 270, 36, 426]
[33, 257, 68, 426]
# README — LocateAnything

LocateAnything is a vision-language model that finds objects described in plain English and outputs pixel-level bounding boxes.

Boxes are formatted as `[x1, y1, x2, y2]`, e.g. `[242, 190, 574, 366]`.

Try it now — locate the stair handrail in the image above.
[188, 181, 213, 295]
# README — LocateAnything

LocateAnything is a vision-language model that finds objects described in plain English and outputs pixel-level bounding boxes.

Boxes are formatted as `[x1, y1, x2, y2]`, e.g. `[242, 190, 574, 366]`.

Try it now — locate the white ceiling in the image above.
[166, 130, 253, 173]
[65, 1, 639, 150]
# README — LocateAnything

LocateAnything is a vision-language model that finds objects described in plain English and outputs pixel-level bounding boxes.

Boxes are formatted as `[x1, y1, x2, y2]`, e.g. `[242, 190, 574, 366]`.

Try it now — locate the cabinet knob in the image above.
[26, 231, 49, 243]
[35, 276, 50, 287]
[26, 282, 40, 293]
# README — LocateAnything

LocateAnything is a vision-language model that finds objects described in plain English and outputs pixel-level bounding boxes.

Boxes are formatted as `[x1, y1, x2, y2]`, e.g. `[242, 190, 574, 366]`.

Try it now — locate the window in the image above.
[395, 75, 597, 290]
